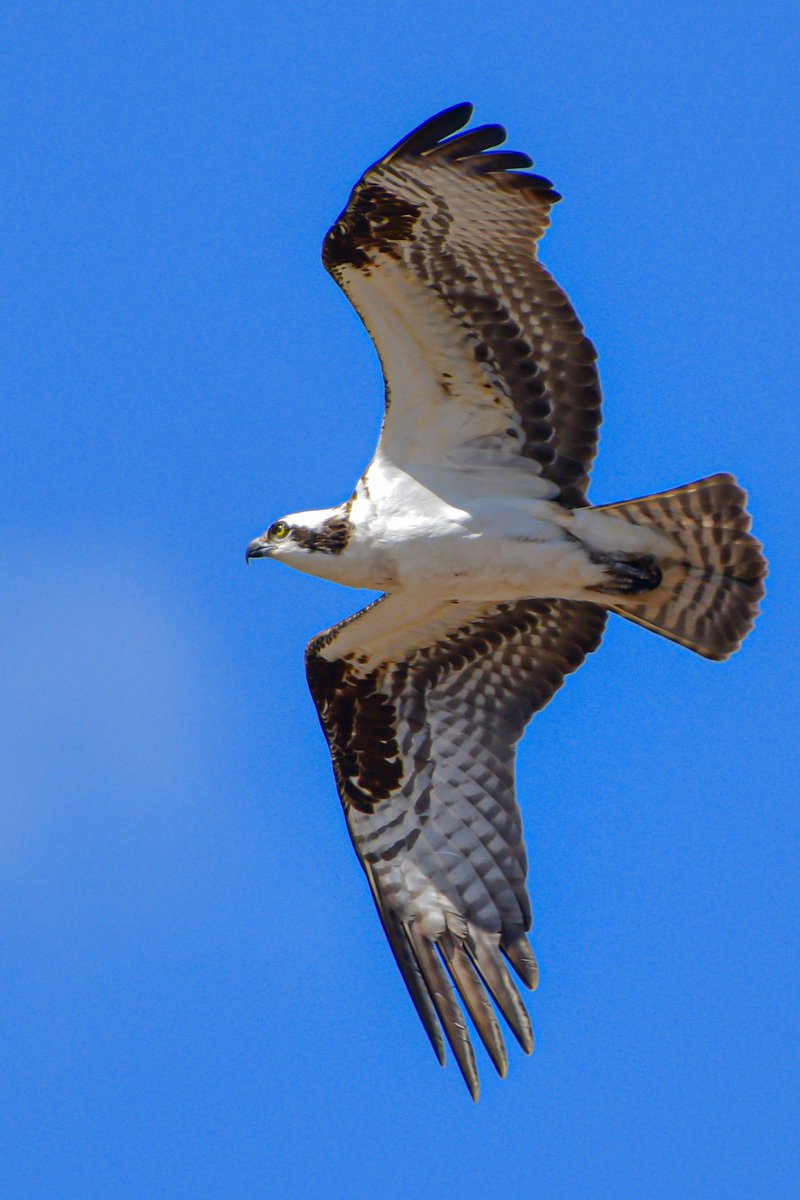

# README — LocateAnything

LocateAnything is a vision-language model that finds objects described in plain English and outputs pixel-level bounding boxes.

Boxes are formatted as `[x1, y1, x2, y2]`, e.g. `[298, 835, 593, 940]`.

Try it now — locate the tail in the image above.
[594, 474, 766, 660]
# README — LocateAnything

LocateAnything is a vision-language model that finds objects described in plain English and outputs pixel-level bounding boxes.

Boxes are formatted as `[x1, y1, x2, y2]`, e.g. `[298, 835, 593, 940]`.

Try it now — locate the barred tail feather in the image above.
[596, 474, 766, 660]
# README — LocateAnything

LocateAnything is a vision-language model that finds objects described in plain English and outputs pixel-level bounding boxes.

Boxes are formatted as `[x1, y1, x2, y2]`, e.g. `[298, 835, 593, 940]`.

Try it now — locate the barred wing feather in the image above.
[322, 103, 602, 507]
[306, 593, 607, 1097]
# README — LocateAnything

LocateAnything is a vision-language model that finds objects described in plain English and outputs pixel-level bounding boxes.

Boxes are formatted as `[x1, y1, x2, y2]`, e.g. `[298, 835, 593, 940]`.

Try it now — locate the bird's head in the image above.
[245, 507, 352, 576]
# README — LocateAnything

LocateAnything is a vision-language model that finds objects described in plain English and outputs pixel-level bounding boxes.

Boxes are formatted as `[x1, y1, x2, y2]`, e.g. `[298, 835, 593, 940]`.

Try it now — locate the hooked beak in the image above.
[245, 536, 272, 565]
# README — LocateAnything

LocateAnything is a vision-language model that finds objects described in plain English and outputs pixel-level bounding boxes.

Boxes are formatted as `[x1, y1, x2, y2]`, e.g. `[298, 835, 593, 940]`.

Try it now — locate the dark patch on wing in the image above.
[323, 183, 422, 273]
[305, 652, 403, 814]
[292, 514, 352, 554]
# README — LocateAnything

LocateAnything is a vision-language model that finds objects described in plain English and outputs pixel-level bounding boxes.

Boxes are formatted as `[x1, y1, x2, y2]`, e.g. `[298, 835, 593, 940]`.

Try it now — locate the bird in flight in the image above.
[246, 103, 765, 1099]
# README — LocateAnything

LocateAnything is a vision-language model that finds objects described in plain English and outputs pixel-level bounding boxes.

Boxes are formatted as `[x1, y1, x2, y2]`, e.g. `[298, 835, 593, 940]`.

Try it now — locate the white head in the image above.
[245, 506, 352, 578]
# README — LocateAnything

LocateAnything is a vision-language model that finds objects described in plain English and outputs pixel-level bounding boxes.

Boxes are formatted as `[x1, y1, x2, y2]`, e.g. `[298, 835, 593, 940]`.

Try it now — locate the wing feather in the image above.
[406, 921, 481, 1101]
[383, 101, 476, 158]
[362, 869, 446, 1066]
[433, 125, 510, 159]
[323, 104, 601, 506]
[467, 929, 534, 1055]
[439, 932, 508, 1080]
[306, 593, 606, 1096]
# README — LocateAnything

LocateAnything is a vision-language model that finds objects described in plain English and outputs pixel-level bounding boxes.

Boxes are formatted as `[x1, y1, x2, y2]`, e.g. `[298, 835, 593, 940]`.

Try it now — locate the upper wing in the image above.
[323, 103, 602, 507]
[306, 592, 607, 1098]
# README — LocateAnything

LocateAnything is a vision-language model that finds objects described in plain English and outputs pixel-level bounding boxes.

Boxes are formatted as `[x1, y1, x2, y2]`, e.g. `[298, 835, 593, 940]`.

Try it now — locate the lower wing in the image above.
[306, 592, 607, 1098]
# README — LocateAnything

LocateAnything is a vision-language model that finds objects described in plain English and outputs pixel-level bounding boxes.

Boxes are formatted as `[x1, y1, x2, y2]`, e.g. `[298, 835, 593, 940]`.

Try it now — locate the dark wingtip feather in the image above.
[504, 936, 540, 991]
[371, 903, 446, 1066]
[441, 937, 509, 1080]
[384, 106, 562, 205]
[505, 173, 562, 201]
[434, 123, 508, 159]
[469, 934, 535, 1055]
[385, 102, 474, 160]
[456, 150, 535, 174]
[407, 923, 481, 1100]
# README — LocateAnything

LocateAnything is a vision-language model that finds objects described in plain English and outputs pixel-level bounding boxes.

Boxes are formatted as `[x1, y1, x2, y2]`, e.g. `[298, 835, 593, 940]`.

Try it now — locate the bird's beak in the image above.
[245, 536, 272, 565]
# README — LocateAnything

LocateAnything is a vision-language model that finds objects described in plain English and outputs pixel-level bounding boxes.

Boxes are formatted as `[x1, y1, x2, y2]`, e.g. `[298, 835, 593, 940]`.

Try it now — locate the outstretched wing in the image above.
[323, 103, 602, 508]
[306, 593, 606, 1098]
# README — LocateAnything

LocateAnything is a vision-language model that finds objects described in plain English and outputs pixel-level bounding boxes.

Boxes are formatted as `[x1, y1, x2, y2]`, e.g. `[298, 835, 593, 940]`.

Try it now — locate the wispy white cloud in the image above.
[0, 547, 218, 867]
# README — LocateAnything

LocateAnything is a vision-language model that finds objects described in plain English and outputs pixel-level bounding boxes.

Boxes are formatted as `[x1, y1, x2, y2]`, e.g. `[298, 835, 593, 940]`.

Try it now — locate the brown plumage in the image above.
[598, 474, 765, 659]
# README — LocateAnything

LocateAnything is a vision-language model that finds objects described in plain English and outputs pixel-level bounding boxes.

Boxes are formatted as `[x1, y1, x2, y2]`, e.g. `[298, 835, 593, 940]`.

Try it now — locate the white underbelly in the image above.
[387, 527, 605, 601]
[343, 481, 612, 600]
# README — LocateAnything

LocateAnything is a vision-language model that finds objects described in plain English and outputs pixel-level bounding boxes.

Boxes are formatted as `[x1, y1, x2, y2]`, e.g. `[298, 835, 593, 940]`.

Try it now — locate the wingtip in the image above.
[385, 102, 475, 160]
[519, 1009, 535, 1056]
[436, 100, 475, 123]
[504, 937, 540, 991]
[461, 1066, 480, 1103]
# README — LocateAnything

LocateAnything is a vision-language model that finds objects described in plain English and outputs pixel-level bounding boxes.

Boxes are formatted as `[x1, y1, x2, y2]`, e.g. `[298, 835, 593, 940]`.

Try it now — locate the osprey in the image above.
[247, 104, 765, 1099]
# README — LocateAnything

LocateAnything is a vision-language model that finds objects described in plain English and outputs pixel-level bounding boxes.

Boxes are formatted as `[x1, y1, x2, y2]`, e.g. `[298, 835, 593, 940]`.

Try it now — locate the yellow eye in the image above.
[270, 520, 290, 541]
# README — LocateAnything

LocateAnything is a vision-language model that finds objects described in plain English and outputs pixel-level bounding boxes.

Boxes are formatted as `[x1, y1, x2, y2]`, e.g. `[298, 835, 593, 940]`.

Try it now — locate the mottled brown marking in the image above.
[323, 183, 422, 271]
[292, 515, 352, 554]
[305, 653, 403, 814]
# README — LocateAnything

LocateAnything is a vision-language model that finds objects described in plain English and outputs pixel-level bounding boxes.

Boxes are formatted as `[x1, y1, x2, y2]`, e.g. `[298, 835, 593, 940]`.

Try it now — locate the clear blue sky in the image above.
[2, 3, 798, 1197]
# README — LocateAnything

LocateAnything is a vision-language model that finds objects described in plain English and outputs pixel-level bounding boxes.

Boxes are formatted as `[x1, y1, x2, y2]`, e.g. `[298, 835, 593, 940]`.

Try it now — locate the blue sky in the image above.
[2, 2, 798, 1196]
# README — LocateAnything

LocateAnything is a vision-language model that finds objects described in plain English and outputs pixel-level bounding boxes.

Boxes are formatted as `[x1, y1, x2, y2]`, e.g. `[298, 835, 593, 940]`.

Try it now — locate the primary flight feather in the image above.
[246, 104, 766, 1099]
